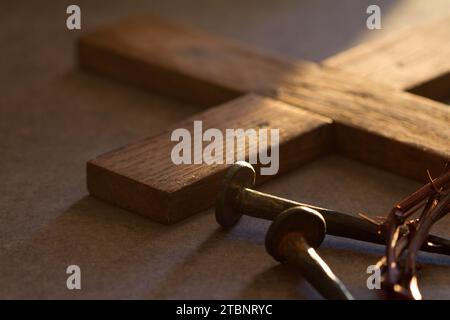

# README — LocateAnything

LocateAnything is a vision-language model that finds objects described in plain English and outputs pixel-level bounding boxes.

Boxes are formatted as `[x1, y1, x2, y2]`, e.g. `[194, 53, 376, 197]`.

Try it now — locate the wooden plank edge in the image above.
[86, 114, 334, 224]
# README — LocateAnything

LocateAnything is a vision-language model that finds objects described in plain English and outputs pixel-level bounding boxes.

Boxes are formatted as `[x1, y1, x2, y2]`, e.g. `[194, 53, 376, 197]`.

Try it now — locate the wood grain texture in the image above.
[274, 67, 450, 180]
[78, 15, 290, 107]
[324, 14, 450, 101]
[79, 16, 450, 182]
[87, 94, 333, 223]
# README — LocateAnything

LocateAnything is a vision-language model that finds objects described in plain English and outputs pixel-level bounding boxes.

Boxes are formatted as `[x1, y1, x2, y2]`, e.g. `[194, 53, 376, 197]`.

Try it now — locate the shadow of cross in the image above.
[78, 15, 450, 224]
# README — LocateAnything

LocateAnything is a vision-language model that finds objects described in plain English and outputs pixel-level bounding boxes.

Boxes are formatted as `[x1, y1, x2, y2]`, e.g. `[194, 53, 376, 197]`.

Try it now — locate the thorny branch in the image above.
[373, 163, 450, 299]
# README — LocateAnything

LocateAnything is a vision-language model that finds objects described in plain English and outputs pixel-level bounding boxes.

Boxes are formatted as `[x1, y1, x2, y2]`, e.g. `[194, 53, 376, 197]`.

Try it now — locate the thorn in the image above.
[358, 212, 381, 225]
[427, 169, 443, 194]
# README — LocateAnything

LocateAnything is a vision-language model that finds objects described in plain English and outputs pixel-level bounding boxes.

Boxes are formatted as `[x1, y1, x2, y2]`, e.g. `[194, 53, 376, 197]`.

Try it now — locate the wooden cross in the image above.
[78, 15, 450, 224]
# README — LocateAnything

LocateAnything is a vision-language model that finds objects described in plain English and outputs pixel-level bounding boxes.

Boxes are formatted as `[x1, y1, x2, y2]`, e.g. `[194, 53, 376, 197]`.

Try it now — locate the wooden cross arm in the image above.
[324, 15, 450, 101]
[87, 95, 332, 223]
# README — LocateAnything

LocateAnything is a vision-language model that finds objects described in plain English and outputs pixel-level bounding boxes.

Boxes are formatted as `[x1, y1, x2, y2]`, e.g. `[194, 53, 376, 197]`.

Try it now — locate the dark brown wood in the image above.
[79, 16, 450, 183]
[79, 15, 450, 223]
[87, 94, 333, 223]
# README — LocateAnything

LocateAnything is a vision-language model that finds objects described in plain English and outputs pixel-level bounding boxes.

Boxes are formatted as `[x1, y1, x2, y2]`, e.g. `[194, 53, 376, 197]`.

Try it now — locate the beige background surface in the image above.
[1, 0, 449, 299]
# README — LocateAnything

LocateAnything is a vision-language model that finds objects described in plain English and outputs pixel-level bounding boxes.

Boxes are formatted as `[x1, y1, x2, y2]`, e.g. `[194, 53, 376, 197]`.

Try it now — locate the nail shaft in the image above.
[236, 187, 449, 255]
[281, 235, 354, 300]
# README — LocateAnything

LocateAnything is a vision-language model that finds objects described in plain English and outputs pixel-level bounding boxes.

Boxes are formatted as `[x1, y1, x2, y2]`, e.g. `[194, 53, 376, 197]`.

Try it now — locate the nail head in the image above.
[215, 161, 256, 228]
[265, 206, 326, 262]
